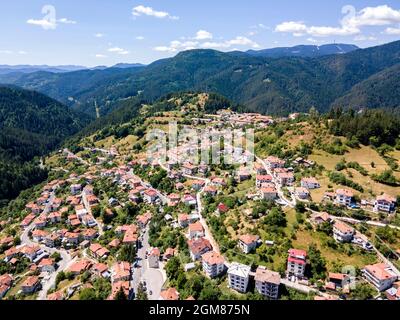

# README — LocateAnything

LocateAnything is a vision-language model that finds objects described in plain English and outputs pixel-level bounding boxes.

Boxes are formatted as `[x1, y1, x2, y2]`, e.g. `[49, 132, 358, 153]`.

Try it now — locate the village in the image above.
[0, 106, 399, 302]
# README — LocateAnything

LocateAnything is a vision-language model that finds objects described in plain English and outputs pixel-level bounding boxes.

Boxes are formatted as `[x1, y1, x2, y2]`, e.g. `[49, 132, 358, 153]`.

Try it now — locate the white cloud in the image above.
[136, 36, 145, 40]
[0, 50, 13, 54]
[195, 30, 213, 40]
[227, 36, 260, 48]
[27, 18, 57, 30]
[346, 5, 400, 28]
[275, 21, 308, 36]
[275, 5, 400, 38]
[384, 27, 400, 35]
[108, 47, 129, 55]
[154, 34, 260, 53]
[58, 18, 77, 24]
[18, 50, 28, 55]
[95, 33, 105, 38]
[132, 5, 178, 20]
[95, 54, 107, 58]
[354, 35, 378, 41]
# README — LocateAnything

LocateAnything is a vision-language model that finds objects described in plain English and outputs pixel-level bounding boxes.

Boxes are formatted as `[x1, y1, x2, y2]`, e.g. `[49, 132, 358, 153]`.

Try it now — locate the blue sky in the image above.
[1, 0, 400, 66]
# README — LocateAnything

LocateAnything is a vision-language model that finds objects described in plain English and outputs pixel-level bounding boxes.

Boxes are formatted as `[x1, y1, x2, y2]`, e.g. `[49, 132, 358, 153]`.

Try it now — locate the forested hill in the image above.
[1, 41, 400, 116]
[0, 86, 91, 203]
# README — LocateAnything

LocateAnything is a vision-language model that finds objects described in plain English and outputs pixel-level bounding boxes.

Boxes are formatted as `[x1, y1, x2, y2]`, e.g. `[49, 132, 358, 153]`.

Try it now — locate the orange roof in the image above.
[334, 221, 355, 234]
[255, 267, 280, 285]
[68, 260, 92, 273]
[336, 189, 354, 197]
[160, 288, 180, 301]
[189, 222, 204, 233]
[202, 251, 225, 266]
[364, 263, 397, 281]
[377, 194, 396, 203]
[239, 234, 259, 245]
[22, 276, 40, 288]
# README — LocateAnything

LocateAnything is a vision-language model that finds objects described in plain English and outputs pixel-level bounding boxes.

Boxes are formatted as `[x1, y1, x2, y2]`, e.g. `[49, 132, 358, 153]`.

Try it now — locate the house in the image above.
[255, 266, 281, 299]
[237, 168, 252, 182]
[89, 243, 110, 259]
[112, 262, 131, 282]
[38, 258, 56, 273]
[256, 175, 273, 188]
[92, 263, 110, 278]
[70, 184, 82, 195]
[143, 189, 158, 204]
[227, 262, 251, 293]
[47, 290, 64, 300]
[178, 214, 189, 228]
[295, 187, 310, 200]
[75, 205, 88, 219]
[167, 194, 181, 207]
[48, 211, 62, 224]
[327, 273, 352, 291]
[201, 251, 225, 278]
[183, 194, 197, 206]
[374, 194, 397, 213]
[287, 249, 307, 278]
[261, 187, 277, 201]
[182, 163, 197, 176]
[64, 232, 80, 246]
[32, 229, 49, 243]
[363, 263, 398, 291]
[159, 288, 180, 301]
[238, 234, 259, 254]
[190, 180, 206, 191]
[333, 221, 355, 243]
[254, 163, 267, 175]
[81, 215, 98, 228]
[68, 260, 92, 275]
[265, 156, 285, 170]
[45, 233, 60, 248]
[164, 248, 176, 261]
[137, 212, 152, 229]
[21, 276, 41, 294]
[310, 212, 332, 226]
[335, 189, 354, 206]
[188, 221, 205, 239]
[188, 238, 212, 261]
[0, 274, 13, 299]
[211, 177, 226, 187]
[217, 203, 229, 215]
[301, 177, 320, 190]
[82, 228, 99, 241]
[148, 248, 160, 268]
[276, 172, 294, 187]
[203, 186, 218, 196]
[109, 281, 133, 300]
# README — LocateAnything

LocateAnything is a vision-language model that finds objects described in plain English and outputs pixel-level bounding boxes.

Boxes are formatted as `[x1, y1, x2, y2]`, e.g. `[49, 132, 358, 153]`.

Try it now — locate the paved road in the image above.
[20, 191, 73, 300]
[132, 227, 165, 300]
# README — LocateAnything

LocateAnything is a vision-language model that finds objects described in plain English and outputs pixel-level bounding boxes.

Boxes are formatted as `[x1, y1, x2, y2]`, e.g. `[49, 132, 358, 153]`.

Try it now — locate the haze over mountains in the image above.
[0, 41, 399, 117]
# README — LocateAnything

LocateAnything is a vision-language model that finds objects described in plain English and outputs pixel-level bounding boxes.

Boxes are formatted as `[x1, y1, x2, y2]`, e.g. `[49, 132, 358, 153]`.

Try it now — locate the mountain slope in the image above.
[1, 41, 400, 116]
[0, 86, 91, 202]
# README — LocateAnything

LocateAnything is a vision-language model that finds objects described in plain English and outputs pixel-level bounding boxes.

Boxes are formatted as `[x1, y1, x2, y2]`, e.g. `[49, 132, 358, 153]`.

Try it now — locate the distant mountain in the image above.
[112, 63, 146, 69]
[0, 41, 400, 116]
[0, 64, 87, 75]
[246, 44, 359, 58]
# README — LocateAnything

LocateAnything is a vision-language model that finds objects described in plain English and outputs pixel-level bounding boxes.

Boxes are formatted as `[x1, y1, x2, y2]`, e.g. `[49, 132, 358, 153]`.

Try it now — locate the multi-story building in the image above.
[287, 249, 307, 278]
[202, 251, 225, 278]
[374, 194, 397, 213]
[363, 263, 398, 291]
[335, 189, 354, 206]
[238, 234, 259, 254]
[301, 177, 320, 190]
[333, 221, 355, 243]
[255, 266, 281, 299]
[227, 262, 251, 293]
